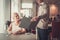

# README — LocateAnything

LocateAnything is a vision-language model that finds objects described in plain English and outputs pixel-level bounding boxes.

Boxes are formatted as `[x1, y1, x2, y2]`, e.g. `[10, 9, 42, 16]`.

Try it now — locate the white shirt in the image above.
[37, 2, 48, 29]
[11, 22, 21, 33]
[37, 2, 47, 16]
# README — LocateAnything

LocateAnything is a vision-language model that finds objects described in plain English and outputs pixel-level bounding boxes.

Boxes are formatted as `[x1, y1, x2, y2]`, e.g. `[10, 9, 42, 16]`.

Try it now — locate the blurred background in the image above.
[0, 0, 60, 35]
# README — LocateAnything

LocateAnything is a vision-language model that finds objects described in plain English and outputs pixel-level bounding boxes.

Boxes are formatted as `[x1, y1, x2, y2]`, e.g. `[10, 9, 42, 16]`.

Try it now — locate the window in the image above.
[20, 2, 33, 18]
[22, 3, 33, 8]
[20, 9, 32, 18]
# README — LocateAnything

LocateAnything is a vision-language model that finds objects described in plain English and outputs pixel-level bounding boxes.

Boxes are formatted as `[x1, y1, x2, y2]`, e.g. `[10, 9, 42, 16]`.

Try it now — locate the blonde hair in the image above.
[13, 12, 19, 16]
[12, 12, 20, 19]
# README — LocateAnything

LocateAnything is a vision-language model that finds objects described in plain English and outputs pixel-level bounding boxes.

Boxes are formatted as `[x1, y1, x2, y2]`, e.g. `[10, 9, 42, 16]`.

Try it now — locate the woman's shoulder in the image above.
[9, 21, 15, 26]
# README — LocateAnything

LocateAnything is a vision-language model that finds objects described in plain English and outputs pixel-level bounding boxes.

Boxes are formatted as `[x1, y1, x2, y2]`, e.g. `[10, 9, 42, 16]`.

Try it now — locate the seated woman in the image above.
[7, 13, 26, 35]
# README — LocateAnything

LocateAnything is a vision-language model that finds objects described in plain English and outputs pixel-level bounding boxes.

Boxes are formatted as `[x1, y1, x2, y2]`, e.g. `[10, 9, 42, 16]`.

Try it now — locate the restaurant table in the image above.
[0, 33, 36, 40]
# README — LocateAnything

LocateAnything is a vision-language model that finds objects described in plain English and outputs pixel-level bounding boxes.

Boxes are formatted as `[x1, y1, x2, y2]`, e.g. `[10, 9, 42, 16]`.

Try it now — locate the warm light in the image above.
[50, 4, 58, 16]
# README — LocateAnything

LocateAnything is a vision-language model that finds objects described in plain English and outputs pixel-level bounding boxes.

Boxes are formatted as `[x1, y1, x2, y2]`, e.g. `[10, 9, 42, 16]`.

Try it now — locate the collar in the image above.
[39, 2, 45, 6]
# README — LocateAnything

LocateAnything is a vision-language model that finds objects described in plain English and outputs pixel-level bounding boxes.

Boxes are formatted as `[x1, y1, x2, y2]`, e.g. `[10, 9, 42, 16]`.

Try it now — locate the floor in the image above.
[0, 33, 36, 40]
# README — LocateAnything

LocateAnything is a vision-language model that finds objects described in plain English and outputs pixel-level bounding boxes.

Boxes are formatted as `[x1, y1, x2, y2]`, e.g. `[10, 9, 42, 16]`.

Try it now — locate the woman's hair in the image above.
[13, 12, 19, 17]
[13, 12, 20, 19]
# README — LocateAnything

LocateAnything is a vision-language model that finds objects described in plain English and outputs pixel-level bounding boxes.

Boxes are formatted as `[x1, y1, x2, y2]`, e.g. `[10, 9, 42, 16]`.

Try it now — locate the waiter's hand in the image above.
[41, 19, 46, 23]
[31, 16, 38, 22]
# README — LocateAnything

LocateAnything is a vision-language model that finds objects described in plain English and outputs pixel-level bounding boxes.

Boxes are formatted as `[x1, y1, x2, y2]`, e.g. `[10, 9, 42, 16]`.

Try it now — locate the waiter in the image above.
[31, 0, 49, 40]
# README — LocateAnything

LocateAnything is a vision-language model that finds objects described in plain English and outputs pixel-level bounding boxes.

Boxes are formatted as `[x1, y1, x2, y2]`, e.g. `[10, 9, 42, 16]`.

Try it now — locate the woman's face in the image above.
[13, 13, 20, 22]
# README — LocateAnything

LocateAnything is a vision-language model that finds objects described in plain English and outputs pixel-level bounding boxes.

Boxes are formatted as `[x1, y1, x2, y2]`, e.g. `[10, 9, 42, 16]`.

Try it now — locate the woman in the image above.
[7, 13, 26, 35]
